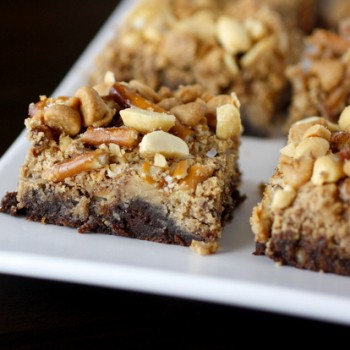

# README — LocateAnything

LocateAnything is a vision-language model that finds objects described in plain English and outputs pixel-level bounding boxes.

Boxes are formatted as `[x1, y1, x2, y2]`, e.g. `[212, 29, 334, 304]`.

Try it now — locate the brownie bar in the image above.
[285, 21, 350, 131]
[250, 111, 350, 275]
[0, 75, 243, 255]
[89, 0, 297, 137]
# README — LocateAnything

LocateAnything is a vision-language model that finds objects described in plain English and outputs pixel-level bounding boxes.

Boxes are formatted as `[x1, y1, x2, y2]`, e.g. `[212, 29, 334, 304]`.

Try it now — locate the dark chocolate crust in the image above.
[255, 234, 350, 276]
[0, 190, 242, 247]
[79, 198, 203, 246]
[0, 192, 16, 215]
[0, 192, 25, 216]
[253, 241, 266, 256]
[0, 191, 198, 246]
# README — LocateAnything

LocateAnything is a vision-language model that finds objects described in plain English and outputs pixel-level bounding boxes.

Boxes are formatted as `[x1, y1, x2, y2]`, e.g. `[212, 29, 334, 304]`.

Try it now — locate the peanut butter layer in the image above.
[251, 112, 350, 275]
[1, 74, 243, 255]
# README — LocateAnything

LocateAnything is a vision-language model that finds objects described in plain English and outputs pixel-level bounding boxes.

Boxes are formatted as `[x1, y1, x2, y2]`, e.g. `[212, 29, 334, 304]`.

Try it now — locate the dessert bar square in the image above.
[0, 75, 243, 255]
[89, 0, 299, 137]
[251, 110, 350, 275]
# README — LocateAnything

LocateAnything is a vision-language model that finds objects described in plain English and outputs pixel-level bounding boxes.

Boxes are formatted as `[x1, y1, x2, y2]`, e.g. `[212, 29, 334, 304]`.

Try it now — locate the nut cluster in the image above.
[273, 111, 350, 210]
[216, 14, 274, 71]
[29, 87, 116, 137]
[27, 73, 242, 186]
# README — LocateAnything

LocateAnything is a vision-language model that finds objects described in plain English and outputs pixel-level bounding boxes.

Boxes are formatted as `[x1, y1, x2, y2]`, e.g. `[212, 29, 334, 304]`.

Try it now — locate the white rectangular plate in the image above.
[2, 0, 350, 326]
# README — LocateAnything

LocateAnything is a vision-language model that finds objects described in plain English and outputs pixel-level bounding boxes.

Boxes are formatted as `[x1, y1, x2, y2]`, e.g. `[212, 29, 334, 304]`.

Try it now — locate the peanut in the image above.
[75, 86, 114, 127]
[120, 107, 176, 134]
[294, 137, 329, 159]
[139, 131, 190, 159]
[216, 16, 251, 55]
[288, 117, 329, 143]
[271, 185, 296, 210]
[338, 106, 350, 132]
[92, 71, 116, 96]
[170, 101, 207, 127]
[43, 104, 81, 136]
[311, 154, 345, 185]
[280, 142, 296, 157]
[244, 18, 268, 41]
[216, 104, 242, 139]
[310, 59, 344, 92]
[240, 36, 275, 68]
[223, 52, 239, 75]
[302, 124, 331, 141]
[279, 155, 314, 189]
[154, 153, 168, 168]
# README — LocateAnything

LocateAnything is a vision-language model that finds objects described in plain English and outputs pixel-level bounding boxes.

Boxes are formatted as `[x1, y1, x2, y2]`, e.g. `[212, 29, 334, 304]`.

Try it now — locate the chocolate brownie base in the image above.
[254, 235, 350, 276]
[0, 192, 22, 216]
[1, 189, 242, 246]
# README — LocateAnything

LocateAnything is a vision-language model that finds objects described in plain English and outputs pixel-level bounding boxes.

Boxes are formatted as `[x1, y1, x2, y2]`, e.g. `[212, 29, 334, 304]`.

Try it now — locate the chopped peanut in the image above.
[339, 106, 350, 132]
[302, 124, 331, 141]
[139, 131, 190, 159]
[280, 142, 296, 157]
[75, 86, 114, 127]
[43, 104, 81, 136]
[120, 107, 176, 134]
[309, 59, 344, 92]
[170, 101, 207, 127]
[288, 117, 329, 143]
[271, 185, 296, 210]
[294, 137, 329, 159]
[240, 36, 276, 68]
[311, 154, 345, 185]
[216, 16, 251, 55]
[244, 18, 267, 41]
[279, 155, 314, 189]
[154, 153, 168, 168]
[216, 104, 242, 139]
